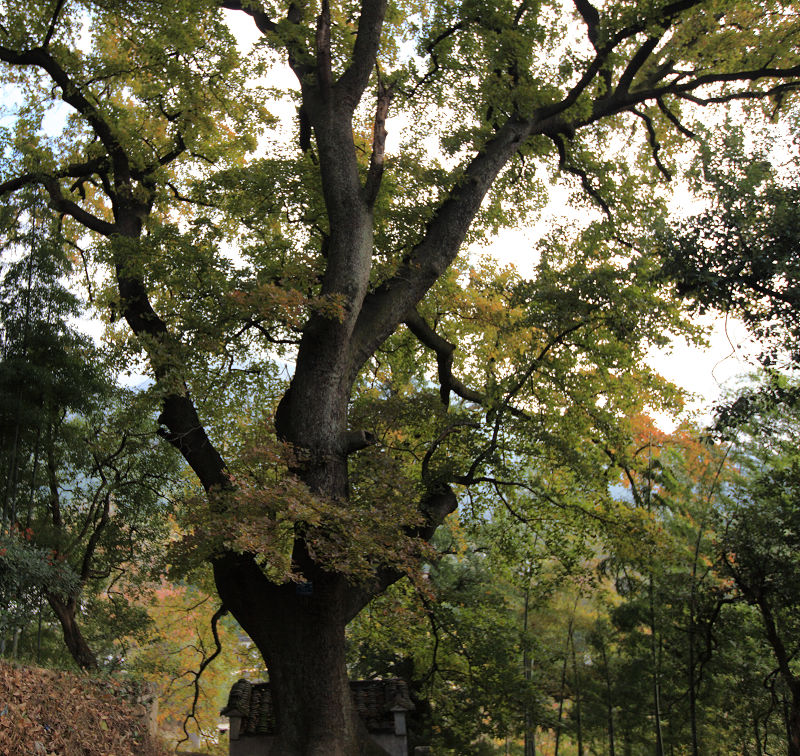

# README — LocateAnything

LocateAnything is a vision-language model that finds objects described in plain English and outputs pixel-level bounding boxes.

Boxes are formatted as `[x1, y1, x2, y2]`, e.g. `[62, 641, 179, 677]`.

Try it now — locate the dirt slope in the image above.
[0, 661, 169, 756]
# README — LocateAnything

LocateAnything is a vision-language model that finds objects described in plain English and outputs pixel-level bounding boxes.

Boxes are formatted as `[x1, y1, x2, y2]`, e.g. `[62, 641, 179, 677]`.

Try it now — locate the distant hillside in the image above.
[0, 661, 169, 756]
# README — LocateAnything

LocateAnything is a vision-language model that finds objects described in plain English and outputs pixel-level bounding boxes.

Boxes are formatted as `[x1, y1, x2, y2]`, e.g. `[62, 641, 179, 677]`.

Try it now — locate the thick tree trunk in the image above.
[213, 551, 384, 756]
[46, 592, 98, 671]
[264, 604, 356, 755]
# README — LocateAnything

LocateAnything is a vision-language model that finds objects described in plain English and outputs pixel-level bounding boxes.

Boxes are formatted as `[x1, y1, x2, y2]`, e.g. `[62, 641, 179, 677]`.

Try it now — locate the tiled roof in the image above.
[221, 678, 413, 737]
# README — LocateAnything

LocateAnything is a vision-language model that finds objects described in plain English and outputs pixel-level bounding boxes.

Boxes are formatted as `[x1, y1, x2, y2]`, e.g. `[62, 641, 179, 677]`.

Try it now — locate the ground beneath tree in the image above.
[0, 660, 170, 756]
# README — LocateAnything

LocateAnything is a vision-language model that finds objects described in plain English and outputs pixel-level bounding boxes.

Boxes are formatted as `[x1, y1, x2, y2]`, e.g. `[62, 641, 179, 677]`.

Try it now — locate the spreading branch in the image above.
[551, 134, 612, 218]
[219, 0, 276, 33]
[636, 63, 800, 111]
[43, 178, 117, 236]
[616, 36, 663, 95]
[0, 44, 132, 182]
[350, 115, 532, 375]
[155, 131, 187, 169]
[0, 23, 234, 500]
[656, 97, 696, 138]
[676, 78, 800, 106]
[0, 161, 118, 235]
[404, 309, 485, 407]
[421, 421, 480, 485]
[632, 107, 672, 180]
[466, 320, 588, 483]
[343, 429, 378, 454]
[0, 155, 110, 194]
[350, 3, 721, 367]
[222, 1, 315, 80]
[407, 19, 469, 98]
[42, 0, 67, 48]
[344, 1, 744, 378]
[573, 0, 600, 47]
[337, 0, 388, 104]
[2, 182, 111, 244]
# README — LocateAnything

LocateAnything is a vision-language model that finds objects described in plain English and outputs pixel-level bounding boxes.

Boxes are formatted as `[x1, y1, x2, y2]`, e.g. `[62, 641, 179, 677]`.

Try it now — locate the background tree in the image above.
[0, 528, 77, 659]
[602, 424, 733, 755]
[127, 580, 258, 752]
[718, 382, 800, 756]
[4, 1, 800, 753]
[660, 127, 800, 370]
[0, 194, 179, 670]
[346, 514, 590, 755]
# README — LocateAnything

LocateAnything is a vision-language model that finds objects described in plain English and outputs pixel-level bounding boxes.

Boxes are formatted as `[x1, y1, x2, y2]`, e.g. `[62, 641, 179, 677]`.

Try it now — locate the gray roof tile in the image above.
[221, 679, 413, 736]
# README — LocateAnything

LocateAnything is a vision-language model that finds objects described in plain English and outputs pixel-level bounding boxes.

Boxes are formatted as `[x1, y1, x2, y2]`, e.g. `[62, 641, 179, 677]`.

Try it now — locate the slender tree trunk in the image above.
[686, 580, 701, 756]
[523, 579, 535, 756]
[649, 576, 665, 756]
[46, 592, 98, 671]
[623, 732, 632, 756]
[554, 655, 567, 755]
[754, 715, 762, 756]
[787, 686, 800, 756]
[687, 613, 699, 756]
[554, 620, 571, 756]
[25, 427, 41, 529]
[687, 501, 714, 756]
[554, 604, 577, 756]
[599, 638, 616, 756]
[570, 628, 584, 756]
[2, 243, 38, 533]
[2, 421, 21, 532]
[36, 593, 43, 663]
[753, 595, 800, 756]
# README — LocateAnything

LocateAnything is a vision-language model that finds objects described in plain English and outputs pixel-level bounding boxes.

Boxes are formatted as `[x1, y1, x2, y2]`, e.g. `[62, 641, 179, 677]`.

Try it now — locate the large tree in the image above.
[3, 1, 800, 753]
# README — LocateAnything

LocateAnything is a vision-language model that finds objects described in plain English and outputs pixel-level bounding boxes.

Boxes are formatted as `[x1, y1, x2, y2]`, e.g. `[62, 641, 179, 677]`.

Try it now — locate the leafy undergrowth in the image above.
[0, 661, 171, 756]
